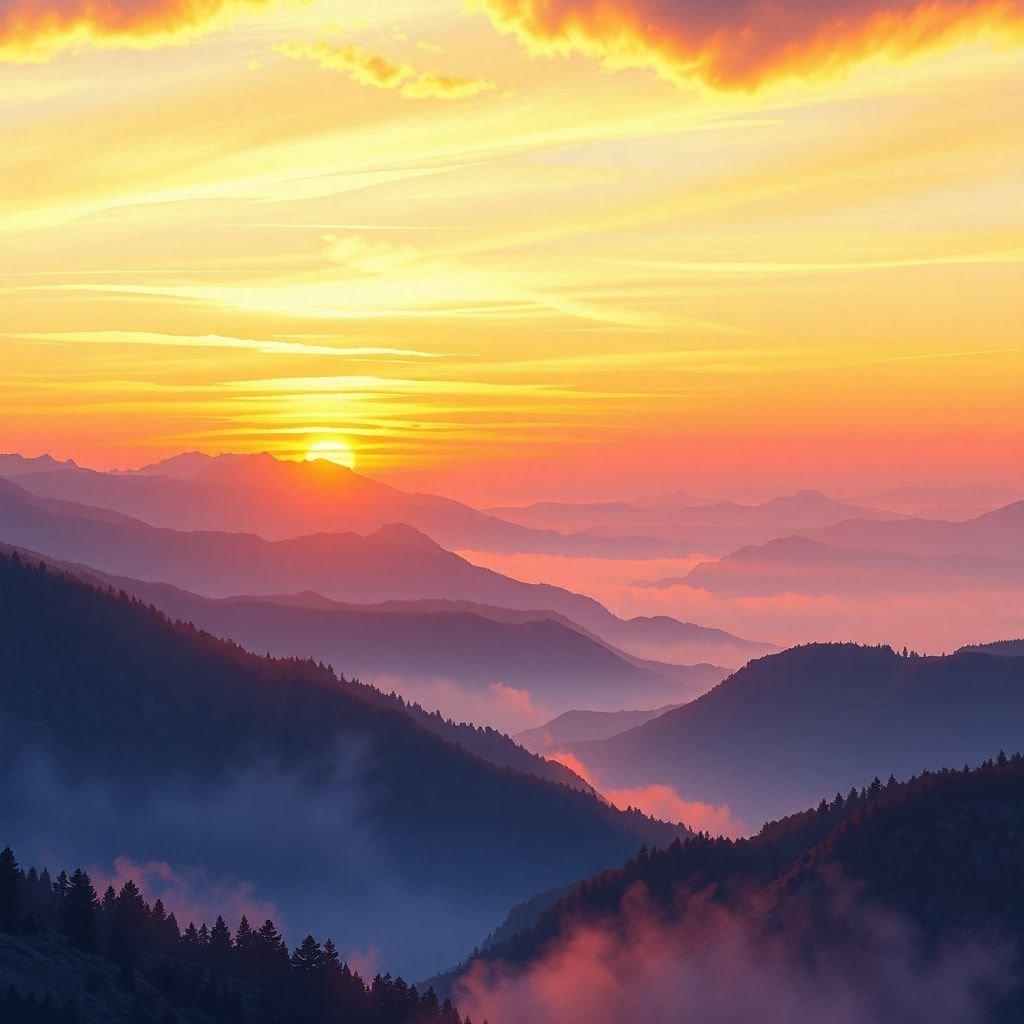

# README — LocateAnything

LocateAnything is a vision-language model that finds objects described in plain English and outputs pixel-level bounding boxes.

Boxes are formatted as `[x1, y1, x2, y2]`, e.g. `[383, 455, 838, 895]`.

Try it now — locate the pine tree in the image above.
[181, 922, 202, 958]
[162, 912, 181, 952]
[208, 915, 234, 972]
[322, 938, 341, 972]
[61, 869, 99, 952]
[39, 869, 53, 906]
[255, 918, 289, 973]
[53, 870, 70, 901]
[420, 987, 441, 1017]
[110, 880, 150, 963]
[235, 915, 254, 957]
[290, 935, 324, 974]
[151, 898, 167, 929]
[0, 847, 21, 932]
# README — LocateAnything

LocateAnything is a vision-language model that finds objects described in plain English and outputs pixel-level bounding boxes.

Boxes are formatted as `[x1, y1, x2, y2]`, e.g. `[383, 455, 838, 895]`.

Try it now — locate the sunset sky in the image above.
[2, 0, 1022, 503]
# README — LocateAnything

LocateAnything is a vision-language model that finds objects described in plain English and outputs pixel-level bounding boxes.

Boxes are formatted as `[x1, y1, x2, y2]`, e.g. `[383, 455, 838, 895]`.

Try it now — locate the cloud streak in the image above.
[473, 0, 1024, 88]
[6, 330, 441, 359]
[278, 40, 497, 100]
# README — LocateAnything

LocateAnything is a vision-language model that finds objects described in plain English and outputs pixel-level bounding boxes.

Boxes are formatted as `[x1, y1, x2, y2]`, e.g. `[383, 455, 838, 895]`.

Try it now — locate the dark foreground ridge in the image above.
[0, 847, 470, 1024]
[439, 754, 1024, 1021]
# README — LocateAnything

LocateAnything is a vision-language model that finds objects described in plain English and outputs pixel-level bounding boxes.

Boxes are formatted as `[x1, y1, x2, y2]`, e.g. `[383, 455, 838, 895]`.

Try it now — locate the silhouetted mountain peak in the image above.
[0, 453, 77, 477]
[975, 499, 1024, 526]
[368, 521, 445, 551]
[134, 450, 216, 478]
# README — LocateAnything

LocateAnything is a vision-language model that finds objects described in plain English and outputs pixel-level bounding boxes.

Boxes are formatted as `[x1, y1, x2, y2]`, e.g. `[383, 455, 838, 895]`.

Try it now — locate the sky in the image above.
[2, 0, 1022, 504]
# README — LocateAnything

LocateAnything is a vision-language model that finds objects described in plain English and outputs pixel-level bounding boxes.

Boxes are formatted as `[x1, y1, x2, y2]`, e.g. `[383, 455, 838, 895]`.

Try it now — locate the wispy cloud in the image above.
[278, 40, 497, 100]
[4, 331, 441, 359]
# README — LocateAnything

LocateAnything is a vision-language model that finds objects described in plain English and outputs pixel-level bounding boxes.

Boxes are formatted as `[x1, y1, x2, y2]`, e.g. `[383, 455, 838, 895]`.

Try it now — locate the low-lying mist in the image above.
[0, 745, 498, 980]
[459, 550, 1024, 654]
[365, 672, 552, 735]
[547, 750, 746, 838]
[456, 877, 1017, 1024]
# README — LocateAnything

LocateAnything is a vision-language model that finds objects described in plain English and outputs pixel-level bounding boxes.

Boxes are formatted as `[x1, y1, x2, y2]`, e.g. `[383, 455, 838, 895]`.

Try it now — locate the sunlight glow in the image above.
[304, 439, 357, 470]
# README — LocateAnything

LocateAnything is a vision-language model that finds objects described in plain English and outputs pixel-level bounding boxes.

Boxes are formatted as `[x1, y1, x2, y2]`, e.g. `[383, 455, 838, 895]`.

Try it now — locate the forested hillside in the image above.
[0, 552, 679, 977]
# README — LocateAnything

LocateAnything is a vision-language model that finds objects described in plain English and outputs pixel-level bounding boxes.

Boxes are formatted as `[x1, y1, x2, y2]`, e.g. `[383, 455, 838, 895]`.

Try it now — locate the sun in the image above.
[304, 439, 357, 470]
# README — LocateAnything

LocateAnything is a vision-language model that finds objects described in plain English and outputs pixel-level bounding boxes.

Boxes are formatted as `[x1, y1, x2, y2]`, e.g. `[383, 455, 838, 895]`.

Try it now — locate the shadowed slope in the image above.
[0, 476, 770, 667]
[0, 551, 682, 977]
[567, 643, 1024, 827]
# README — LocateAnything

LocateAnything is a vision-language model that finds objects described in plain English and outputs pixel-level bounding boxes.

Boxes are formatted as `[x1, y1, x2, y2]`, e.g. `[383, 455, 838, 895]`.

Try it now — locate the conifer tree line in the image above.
[0, 849, 477, 1024]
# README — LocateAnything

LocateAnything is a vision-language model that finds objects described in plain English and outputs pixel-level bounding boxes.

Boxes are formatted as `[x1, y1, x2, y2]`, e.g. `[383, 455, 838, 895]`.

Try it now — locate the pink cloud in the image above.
[455, 880, 1010, 1024]
[547, 749, 599, 788]
[89, 855, 278, 930]
[548, 751, 743, 836]
[605, 784, 746, 839]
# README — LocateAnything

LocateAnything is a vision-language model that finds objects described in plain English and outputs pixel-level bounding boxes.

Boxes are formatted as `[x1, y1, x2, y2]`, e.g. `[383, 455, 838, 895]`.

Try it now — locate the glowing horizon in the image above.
[2, 0, 1022, 504]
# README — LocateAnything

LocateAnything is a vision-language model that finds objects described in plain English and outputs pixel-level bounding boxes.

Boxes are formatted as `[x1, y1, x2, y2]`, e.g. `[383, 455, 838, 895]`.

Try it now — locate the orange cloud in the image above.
[548, 749, 599, 787]
[473, 0, 1024, 88]
[278, 40, 498, 99]
[606, 784, 746, 838]
[0, 0, 265, 59]
[548, 752, 745, 836]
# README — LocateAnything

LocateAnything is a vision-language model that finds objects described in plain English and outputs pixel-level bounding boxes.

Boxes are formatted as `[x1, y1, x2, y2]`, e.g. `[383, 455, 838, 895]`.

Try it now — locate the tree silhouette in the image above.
[208, 915, 234, 973]
[60, 869, 99, 952]
[2, 839, 477, 1024]
[0, 847, 20, 932]
[110, 880, 150, 963]
[291, 934, 324, 973]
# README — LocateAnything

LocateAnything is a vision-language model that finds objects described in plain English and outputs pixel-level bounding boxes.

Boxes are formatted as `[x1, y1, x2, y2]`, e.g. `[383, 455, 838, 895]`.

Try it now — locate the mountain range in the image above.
[669, 534, 1024, 597]
[0, 452, 686, 559]
[858, 483, 1022, 519]
[489, 489, 904, 554]
[563, 642, 1024, 828]
[634, 501, 1024, 597]
[0, 475, 770, 668]
[6, 546, 725, 726]
[0, 551, 683, 978]
[515, 706, 681, 755]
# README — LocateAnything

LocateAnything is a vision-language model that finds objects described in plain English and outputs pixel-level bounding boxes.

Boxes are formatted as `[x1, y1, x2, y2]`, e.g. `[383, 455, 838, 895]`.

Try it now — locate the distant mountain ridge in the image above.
[566, 642, 1024, 827]
[515, 705, 682, 754]
[669, 533, 1024, 596]
[0, 550, 683, 977]
[4, 544, 725, 724]
[0, 452, 688, 559]
[860, 483, 1022, 517]
[630, 500, 1024, 597]
[488, 489, 903, 553]
[802, 500, 1024, 558]
[0, 476, 771, 667]
[3, 539, 597, 790]
[960, 639, 1024, 658]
